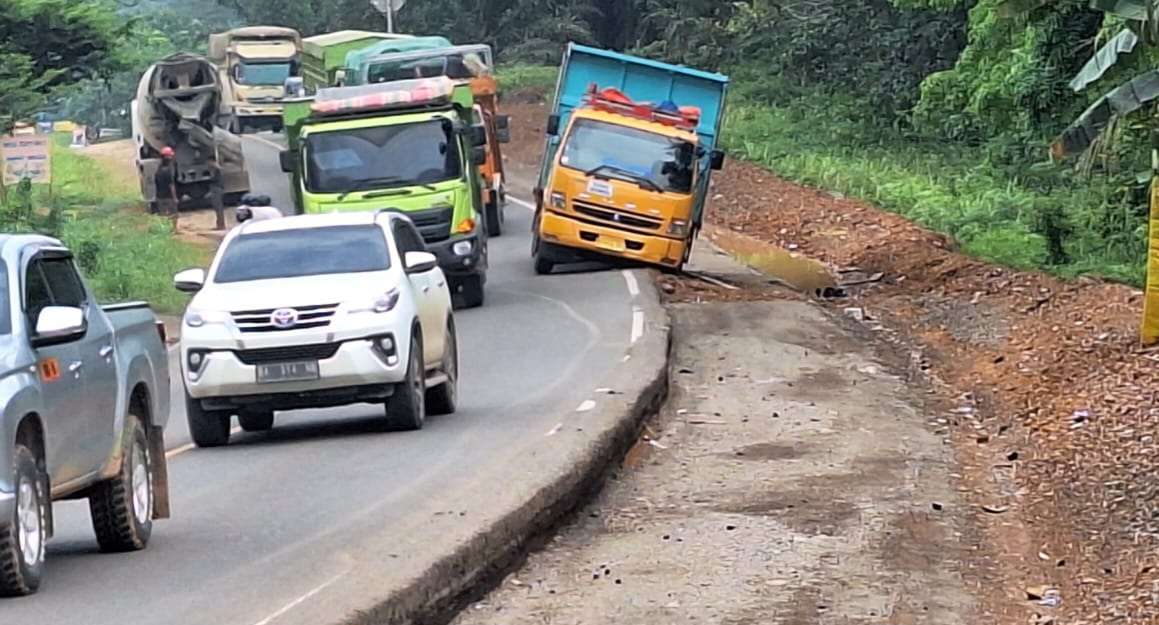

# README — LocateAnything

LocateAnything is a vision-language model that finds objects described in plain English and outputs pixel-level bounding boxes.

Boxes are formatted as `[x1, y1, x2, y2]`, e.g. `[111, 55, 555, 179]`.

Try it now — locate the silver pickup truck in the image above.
[0, 235, 171, 596]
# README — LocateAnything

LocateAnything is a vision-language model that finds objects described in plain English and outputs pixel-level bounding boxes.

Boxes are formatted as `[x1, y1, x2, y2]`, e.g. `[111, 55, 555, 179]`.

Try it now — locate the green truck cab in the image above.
[301, 30, 413, 92]
[279, 77, 490, 308]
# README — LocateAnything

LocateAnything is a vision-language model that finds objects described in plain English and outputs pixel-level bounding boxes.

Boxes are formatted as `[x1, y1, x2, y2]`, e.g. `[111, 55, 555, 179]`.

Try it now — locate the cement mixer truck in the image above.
[132, 53, 250, 212]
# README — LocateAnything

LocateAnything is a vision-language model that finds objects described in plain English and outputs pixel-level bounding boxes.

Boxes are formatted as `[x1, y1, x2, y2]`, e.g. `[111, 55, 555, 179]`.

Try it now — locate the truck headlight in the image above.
[185, 309, 228, 328]
[551, 192, 566, 209]
[349, 288, 400, 314]
[452, 240, 473, 256]
[668, 219, 689, 236]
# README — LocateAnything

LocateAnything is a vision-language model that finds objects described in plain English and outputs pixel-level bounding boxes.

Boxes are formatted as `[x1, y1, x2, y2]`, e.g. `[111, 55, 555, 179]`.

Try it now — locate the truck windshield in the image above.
[304, 120, 462, 194]
[213, 225, 391, 283]
[237, 62, 293, 86]
[560, 119, 695, 194]
[0, 260, 8, 335]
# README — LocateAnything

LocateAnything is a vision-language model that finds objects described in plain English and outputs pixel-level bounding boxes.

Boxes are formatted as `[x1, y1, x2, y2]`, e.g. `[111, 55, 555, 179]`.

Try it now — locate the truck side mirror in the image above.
[470, 125, 488, 147]
[496, 115, 511, 143]
[279, 150, 295, 173]
[471, 146, 487, 166]
[710, 149, 725, 171]
[32, 306, 87, 347]
[546, 114, 560, 136]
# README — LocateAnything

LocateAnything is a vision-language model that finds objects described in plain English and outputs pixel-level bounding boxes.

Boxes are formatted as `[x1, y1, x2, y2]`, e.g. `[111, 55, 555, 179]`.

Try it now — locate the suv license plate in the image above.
[256, 361, 320, 384]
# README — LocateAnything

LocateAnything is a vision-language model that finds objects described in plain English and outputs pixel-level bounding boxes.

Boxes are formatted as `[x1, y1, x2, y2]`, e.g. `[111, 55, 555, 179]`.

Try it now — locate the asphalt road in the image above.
[1, 136, 641, 624]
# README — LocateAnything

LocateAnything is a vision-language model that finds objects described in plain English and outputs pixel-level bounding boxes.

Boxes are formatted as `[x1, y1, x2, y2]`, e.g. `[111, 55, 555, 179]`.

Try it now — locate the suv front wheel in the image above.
[385, 331, 425, 431]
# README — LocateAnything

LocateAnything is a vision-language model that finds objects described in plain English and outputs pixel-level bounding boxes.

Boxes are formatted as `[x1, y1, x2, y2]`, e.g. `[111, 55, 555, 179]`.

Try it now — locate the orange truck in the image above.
[532, 44, 728, 273]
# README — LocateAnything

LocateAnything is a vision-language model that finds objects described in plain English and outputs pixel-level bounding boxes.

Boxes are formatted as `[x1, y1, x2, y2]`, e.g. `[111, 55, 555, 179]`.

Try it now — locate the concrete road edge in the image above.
[343, 271, 670, 625]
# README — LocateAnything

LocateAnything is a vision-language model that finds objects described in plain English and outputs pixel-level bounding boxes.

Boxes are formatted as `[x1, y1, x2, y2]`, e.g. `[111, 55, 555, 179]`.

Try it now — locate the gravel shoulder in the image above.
[453, 250, 976, 625]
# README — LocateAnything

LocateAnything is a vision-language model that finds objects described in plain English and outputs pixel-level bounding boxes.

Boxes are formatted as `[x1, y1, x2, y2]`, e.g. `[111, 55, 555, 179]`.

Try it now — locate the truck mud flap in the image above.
[148, 425, 171, 519]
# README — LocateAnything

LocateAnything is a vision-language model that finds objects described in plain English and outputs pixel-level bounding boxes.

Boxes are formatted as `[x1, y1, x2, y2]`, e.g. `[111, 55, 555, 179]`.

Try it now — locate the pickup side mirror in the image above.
[469, 124, 488, 147]
[546, 114, 560, 137]
[279, 150, 295, 173]
[404, 251, 438, 274]
[471, 145, 487, 166]
[174, 268, 206, 293]
[496, 114, 511, 143]
[33, 306, 87, 346]
[710, 149, 726, 171]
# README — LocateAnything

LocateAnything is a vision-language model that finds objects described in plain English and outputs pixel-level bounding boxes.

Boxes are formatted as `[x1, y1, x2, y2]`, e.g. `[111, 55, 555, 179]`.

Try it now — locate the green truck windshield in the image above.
[238, 62, 293, 86]
[560, 118, 695, 194]
[304, 119, 462, 194]
[214, 226, 391, 283]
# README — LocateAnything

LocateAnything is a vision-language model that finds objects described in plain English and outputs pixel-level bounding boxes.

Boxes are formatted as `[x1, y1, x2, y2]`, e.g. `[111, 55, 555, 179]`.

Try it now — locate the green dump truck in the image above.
[279, 77, 490, 308]
[301, 30, 411, 92]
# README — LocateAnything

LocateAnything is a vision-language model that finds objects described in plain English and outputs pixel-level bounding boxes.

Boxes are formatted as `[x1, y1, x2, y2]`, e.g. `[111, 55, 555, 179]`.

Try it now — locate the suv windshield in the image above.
[237, 62, 293, 86]
[560, 118, 695, 194]
[304, 120, 461, 194]
[214, 225, 390, 283]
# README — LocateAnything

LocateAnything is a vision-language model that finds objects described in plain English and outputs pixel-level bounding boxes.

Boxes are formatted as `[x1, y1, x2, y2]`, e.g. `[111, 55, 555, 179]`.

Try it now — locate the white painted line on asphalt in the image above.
[509, 196, 536, 211]
[166, 425, 243, 459]
[631, 307, 645, 344]
[622, 270, 640, 298]
[251, 572, 346, 625]
[545, 423, 563, 437]
[576, 400, 596, 412]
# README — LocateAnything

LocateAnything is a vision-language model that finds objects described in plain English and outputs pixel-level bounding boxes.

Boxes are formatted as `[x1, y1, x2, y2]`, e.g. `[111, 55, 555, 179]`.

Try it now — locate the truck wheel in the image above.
[89, 413, 153, 553]
[238, 411, 274, 433]
[532, 234, 555, 275]
[385, 332, 425, 431]
[425, 318, 458, 416]
[485, 198, 503, 237]
[185, 392, 231, 448]
[457, 275, 485, 309]
[0, 445, 46, 596]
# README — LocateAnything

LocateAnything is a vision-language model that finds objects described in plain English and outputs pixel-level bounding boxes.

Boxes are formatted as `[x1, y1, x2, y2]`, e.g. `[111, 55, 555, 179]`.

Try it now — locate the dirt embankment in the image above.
[501, 98, 1158, 622]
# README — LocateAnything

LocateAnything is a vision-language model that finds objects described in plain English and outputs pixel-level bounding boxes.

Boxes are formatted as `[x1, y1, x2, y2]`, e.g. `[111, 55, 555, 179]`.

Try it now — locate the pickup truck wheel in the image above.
[0, 445, 46, 596]
[425, 318, 458, 416]
[458, 275, 485, 309]
[185, 392, 231, 448]
[385, 333, 425, 431]
[485, 198, 503, 237]
[89, 413, 153, 552]
[238, 411, 274, 433]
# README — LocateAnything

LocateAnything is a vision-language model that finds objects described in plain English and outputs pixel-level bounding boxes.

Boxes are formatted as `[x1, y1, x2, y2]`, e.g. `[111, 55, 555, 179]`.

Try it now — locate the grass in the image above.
[4, 134, 203, 314]
[497, 64, 558, 99]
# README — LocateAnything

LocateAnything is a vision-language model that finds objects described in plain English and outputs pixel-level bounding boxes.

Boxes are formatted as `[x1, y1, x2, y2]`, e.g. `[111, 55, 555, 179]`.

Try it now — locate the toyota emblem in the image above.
[270, 308, 299, 329]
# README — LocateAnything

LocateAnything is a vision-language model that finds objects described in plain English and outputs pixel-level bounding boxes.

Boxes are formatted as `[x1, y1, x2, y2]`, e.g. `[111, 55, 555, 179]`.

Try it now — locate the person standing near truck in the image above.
[155, 147, 179, 228]
[208, 159, 226, 231]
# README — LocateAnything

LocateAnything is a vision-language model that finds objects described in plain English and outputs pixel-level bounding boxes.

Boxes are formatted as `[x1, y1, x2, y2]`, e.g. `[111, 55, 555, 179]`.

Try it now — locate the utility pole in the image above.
[371, 0, 405, 34]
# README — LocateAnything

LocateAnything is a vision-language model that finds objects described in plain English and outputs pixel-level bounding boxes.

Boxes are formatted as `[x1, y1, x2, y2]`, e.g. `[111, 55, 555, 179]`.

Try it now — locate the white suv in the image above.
[172, 211, 457, 447]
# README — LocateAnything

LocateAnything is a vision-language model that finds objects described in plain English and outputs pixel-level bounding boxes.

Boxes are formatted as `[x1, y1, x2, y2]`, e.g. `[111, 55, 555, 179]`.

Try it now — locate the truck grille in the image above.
[405, 206, 455, 243]
[231, 303, 340, 333]
[572, 200, 662, 231]
[233, 342, 342, 365]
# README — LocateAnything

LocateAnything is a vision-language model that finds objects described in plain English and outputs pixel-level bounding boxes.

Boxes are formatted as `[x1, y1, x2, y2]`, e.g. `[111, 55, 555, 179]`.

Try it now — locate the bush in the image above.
[498, 64, 557, 101]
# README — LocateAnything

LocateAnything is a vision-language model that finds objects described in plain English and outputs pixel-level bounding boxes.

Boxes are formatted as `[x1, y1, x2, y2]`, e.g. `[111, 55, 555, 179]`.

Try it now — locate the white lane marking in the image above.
[244, 133, 285, 152]
[631, 307, 645, 344]
[509, 196, 536, 211]
[622, 270, 640, 298]
[166, 425, 243, 459]
[251, 572, 346, 625]
[576, 400, 596, 412]
[545, 423, 563, 437]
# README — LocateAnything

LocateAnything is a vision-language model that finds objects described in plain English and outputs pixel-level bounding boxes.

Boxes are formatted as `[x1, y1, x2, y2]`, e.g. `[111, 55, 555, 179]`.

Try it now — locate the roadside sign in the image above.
[1, 135, 51, 184]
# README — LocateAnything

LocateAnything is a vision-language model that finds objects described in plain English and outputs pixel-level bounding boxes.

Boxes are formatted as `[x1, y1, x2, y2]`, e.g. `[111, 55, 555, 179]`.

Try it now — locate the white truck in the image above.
[208, 27, 303, 134]
[173, 212, 457, 447]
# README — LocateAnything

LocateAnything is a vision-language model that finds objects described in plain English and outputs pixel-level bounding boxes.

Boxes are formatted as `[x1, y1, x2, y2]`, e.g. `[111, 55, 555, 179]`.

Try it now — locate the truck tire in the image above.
[425, 318, 458, 416]
[457, 275, 485, 309]
[185, 392, 231, 448]
[238, 411, 274, 433]
[0, 445, 46, 596]
[88, 413, 153, 553]
[385, 332, 425, 431]
[532, 234, 555, 275]
[485, 197, 503, 238]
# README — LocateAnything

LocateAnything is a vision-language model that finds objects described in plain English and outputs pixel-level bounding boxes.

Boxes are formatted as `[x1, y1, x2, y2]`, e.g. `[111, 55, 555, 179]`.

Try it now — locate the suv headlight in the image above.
[348, 288, 400, 314]
[185, 309, 228, 328]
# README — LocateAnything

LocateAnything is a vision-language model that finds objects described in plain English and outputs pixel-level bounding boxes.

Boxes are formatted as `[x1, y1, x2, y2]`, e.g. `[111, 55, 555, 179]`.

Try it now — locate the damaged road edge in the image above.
[343, 271, 671, 625]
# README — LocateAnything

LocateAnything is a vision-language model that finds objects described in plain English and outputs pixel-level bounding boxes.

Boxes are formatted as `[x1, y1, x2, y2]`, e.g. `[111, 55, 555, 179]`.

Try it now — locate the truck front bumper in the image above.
[428, 233, 487, 279]
[541, 210, 687, 268]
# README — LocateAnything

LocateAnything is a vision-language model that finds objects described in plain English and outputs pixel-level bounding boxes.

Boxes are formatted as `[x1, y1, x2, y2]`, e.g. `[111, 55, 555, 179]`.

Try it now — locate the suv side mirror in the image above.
[710, 149, 725, 171]
[470, 124, 488, 147]
[404, 251, 438, 274]
[174, 268, 206, 293]
[279, 150, 295, 173]
[471, 145, 487, 166]
[546, 114, 560, 136]
[496, 115, 511, 143]
[33, 306, 87, 346]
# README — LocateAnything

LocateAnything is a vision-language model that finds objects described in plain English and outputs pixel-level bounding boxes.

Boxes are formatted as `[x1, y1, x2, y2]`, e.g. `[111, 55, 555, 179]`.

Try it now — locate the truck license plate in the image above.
[256, 361, 320, 384]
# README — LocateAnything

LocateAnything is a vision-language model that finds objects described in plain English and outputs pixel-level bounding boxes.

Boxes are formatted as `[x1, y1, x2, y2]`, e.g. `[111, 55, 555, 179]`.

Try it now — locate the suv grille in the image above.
[405, 206, 455, 243]
[231, 303, 340, 333]
[573, 200, 662, 231]
[234, 342, 342, 365]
